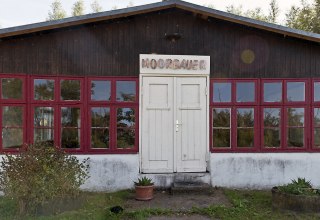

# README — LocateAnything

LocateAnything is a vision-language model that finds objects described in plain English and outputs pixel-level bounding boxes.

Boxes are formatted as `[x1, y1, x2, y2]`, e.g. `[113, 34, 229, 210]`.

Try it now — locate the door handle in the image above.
[176, 120, 182, 132]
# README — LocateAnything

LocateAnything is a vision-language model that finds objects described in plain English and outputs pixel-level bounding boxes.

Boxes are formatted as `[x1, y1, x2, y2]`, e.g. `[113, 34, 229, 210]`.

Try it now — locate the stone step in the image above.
[171, 181, 212, 195]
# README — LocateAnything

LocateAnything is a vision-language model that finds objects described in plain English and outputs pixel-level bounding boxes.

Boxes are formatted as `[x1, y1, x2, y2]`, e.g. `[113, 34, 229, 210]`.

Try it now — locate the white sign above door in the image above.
[140, 54, 210, 75]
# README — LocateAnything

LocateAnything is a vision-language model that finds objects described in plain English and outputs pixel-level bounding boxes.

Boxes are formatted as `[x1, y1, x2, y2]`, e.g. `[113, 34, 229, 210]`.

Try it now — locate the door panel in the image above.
[141, 77, 174, 173]
[176, 77, 207, 172]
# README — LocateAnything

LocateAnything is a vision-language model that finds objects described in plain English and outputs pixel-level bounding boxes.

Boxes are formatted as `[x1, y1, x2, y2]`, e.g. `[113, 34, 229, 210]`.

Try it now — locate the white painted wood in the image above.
[176, 77, 207, 172]
[140, 54, 210, 75]
[141, 77, 174, 173]
[141, 76, 208, 173]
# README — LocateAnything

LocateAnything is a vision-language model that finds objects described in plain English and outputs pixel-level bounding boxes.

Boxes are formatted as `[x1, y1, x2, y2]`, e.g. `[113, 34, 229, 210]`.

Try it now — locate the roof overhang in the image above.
[0, 0, 320, 43]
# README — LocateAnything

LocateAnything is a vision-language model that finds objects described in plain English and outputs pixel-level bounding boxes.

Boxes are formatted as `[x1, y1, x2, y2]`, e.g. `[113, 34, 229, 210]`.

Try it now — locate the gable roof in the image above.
[0, 0, 320, 43]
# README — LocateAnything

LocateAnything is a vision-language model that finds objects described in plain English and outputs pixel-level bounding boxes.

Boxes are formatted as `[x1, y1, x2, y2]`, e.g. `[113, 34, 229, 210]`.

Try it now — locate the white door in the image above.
[141, 76, 207, 173]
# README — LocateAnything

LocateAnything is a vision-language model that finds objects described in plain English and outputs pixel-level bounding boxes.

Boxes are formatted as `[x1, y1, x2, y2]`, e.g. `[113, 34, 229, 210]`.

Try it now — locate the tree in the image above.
[91, 0, 103, 13]
[268, 0, 280, 23]
[72, 0, 85, 17]
[286, 0, 320, 33]
[47, 0, 67, 21]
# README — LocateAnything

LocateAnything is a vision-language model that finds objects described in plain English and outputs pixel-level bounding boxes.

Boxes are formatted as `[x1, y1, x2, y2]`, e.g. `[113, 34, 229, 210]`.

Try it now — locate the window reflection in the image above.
[2, 78, 23, 100]
[61, 107, 81, 148]
[34, 79, 54, 100]
[117, 108, 135, 148]
[237, 108, 254, 147]
[61, 80, 80, 101]
[314, 82, 320, 102]
[91, 107, 110, 149]
[264, 82, 282, 102]
[116, 81, 136, 102]
[212, 108, 230, 148]
[213, 83, 231, 103]
[91, 80, 111, 101]
[2, 106, 24, 148]
[236, 82, 255, 102]
[287, 82, 305, 102]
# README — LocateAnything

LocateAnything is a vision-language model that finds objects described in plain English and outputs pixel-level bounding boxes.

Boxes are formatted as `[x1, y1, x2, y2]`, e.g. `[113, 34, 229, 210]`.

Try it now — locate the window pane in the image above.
[61, 80, 80, 100]
[237, 108, 254, 127]
[264, 128, 280, 147]
[91, 129, 109, 148]
[287, 82, 305, 102]
[91, 107, 110, 128]
[237, 128, 254, 147]
[314, 82, 320, 102]
[117, 108, 135, 148]
[61, 128, 80, 148]
[3, 106, 23, 126]
[2, 128, 23, 148]
[91, 80, 111, 101]
[314, 108, 320, 127]
[264, 82, 282, 102]
[34, 129, 54, 144]
[213, 108, 230, 127]
[287, 108, 304, 126]
[34, 79, 54, 100]
[2, 78, 23, 99]
[117, 128, 135, 148]
[213, 83, 231, 102]
[236, 82, 255, 102]
[314, 128, 320, 147]
[287, 128, 304, 147]
[116, 81, 136, 102]
[34, 107, 54, 127]
[264, 108, 280, 127]
[212, 129, 230, 148]
[61, 107, 80, 127]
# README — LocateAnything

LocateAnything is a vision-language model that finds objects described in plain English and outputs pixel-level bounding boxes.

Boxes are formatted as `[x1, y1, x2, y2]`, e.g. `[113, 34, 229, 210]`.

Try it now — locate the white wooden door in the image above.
[141, 77, 174, 173]
[176, 77, 207, 172]
[141, 76, 207, 173]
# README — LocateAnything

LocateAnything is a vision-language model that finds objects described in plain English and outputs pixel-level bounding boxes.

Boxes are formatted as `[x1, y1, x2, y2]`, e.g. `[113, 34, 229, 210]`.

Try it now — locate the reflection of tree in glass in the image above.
[287, 108, 304, 147]
[237, 109, 254, 147]
[2, 78, 22, 99]
[61, 107, 80, 148]
[61, 80, 80, 100]
[117, 108, 135, 148]
[91, 108, 110, 148]
[34, 80, 54, 100]
[212, 109, 230, 148]
[2, 106, 23, 148]
[264, 109, 280, 147]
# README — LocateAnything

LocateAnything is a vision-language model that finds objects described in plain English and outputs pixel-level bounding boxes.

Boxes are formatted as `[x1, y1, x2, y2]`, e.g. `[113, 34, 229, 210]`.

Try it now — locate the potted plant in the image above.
[134, 176, 154, 201]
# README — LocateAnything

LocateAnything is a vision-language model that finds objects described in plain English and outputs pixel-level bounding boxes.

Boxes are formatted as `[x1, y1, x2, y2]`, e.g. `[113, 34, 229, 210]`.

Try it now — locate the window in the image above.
[263, 108, 281, 148]
[90, 107, 110, 149]
[212, 108, 231, 148]
[213, 82, 231, 103]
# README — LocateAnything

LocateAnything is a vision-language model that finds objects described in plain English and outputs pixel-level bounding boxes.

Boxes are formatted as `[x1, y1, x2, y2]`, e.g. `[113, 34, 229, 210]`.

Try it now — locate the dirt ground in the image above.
[124, 188, 230, 219]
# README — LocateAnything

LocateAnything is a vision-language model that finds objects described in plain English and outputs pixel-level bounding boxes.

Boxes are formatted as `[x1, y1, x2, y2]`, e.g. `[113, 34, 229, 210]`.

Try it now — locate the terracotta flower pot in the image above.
[135, 185, 154, 201]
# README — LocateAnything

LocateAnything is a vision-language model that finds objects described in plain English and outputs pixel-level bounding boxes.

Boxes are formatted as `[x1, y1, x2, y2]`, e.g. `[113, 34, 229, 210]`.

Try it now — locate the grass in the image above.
[1, 189, 320, 219]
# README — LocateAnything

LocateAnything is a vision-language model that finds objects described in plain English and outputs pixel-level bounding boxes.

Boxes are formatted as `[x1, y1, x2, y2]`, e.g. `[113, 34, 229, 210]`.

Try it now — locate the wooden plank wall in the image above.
[0, 8, 320, 78]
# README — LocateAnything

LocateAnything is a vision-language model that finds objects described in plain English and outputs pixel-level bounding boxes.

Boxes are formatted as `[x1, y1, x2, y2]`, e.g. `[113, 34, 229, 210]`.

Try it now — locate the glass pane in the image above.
[2, 128, 23, 148]
[237, 108, 254, 127]
[212, 129, 230, 148]
[213, 108, 230, 127]
[213, 83, 231, 102]
[34, 129, 54, 144]
[91, 80, 111, 101]
[34, 79, 54, 100]
[314, 108, 320, 127]
[116, 81, 136, 102]
[287, 108, 304, 126]
[314, 82, 320, 102]
[287, 82, 305, 102]
[287, 128, 304, 147]
[117, 108, 135, 127]
[117, 128, 135, 148]
[34, 107, 54, 127]
[264, 108, 280, 127]
[314, 128, 320, 147]
[2, 78, 23, 99]
[61, 107, 80, 127]
[61, 128, 80, 148]
[237, 128, 254, 147]
[264, 128, 280, 147]
[236, 82, 255, 102]
[264, 82, 282, 102]
[91, 129, 109, 149]
[61, 80, 80, 100]
[91, 107, 110, 127]
[2, 106, 23, 126]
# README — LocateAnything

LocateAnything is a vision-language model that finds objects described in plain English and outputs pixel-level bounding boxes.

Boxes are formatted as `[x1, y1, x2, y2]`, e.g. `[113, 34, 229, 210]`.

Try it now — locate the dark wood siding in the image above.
[1, 8, 320, 78]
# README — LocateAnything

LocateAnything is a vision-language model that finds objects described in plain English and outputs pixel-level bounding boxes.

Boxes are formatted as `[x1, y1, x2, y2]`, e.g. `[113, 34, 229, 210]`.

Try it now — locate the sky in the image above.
[0, 0, 314, 28]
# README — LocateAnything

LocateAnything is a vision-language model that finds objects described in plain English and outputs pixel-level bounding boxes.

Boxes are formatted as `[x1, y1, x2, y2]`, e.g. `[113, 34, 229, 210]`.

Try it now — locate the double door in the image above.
[141, 76, 208, 173]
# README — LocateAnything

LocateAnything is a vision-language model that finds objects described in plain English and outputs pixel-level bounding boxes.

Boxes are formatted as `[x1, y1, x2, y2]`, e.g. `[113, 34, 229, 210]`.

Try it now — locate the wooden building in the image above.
[1, 0, 320, 190]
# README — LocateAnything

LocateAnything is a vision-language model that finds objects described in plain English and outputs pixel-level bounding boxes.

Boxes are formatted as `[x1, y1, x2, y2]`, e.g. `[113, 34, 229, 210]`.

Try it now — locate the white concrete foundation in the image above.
[210, 153, 320, 189]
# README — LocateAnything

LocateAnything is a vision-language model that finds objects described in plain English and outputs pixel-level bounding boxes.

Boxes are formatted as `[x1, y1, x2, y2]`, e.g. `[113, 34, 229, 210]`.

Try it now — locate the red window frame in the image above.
[311, 79, 320, 151]
[210, 79, 259, 152]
